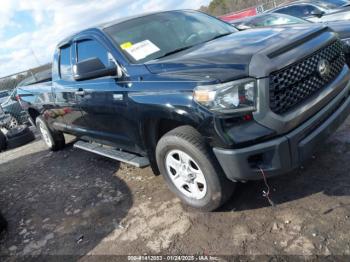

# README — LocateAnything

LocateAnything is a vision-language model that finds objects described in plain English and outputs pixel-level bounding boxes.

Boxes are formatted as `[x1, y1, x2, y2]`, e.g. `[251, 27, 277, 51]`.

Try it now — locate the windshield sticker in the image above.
[123, 40, 160, 61]
[120, 42, 133, 50]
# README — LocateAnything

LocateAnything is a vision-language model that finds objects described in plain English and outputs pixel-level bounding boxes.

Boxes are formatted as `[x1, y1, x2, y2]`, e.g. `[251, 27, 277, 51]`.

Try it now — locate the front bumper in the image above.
[213, 81, 350, 181]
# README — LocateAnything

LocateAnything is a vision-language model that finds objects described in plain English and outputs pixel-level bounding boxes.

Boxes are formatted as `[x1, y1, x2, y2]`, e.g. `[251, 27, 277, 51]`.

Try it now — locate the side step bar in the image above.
[74, 141, 150, 168]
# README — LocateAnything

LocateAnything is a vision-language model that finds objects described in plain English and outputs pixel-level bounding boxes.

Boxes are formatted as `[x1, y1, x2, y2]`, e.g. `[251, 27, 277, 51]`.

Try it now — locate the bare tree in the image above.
[204, 0, 287, 16]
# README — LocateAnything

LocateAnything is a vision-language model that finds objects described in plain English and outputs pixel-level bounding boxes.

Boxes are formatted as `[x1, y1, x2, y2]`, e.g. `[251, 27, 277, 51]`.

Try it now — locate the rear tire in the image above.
[6, 125, 29, 138]
[0, 211, 7, 234]
[6, 128, 35, 149]
[36, 116, 65, 151]
[156, 126, 235, 211]
[0, 131, 6, 151]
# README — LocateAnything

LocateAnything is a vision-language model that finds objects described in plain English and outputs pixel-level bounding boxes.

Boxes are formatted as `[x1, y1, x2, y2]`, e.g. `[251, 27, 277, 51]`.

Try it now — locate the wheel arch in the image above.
[27, 107, 41, 126]
[141, 117, 199, 176]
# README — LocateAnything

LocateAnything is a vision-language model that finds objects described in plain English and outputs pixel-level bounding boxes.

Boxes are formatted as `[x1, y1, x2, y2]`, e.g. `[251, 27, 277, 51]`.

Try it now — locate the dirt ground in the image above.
[1, 117, 350, 260]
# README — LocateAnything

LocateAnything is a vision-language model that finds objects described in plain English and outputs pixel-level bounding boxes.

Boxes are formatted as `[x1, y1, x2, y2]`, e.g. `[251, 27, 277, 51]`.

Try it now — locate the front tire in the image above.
[36, 116, 65, 151]
[156, 126, 235, 211]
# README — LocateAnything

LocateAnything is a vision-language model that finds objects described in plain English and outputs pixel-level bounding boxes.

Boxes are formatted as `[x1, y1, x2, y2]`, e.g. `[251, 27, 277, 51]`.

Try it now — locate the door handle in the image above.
[75, 89, 86, 96]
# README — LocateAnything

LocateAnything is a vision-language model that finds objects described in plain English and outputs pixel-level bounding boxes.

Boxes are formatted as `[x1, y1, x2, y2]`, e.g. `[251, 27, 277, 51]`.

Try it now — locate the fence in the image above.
[262, 0, 290, 10]
[220, 0, 290, 21]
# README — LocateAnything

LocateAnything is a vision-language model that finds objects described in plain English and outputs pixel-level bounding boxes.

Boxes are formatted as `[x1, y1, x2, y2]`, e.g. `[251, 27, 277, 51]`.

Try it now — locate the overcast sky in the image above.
[0, 0, 211, 78]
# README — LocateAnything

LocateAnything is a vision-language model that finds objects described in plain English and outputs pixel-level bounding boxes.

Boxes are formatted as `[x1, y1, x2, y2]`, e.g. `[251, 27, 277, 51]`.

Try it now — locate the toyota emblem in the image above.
[318, 59, 330, 79]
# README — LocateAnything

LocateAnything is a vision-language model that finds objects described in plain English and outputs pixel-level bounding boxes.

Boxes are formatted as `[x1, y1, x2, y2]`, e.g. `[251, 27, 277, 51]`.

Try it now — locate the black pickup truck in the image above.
[17, 10, 350, 211]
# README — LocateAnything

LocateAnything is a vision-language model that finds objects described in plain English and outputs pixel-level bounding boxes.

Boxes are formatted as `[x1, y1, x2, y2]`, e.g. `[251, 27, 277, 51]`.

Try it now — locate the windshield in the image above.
[315, 0, 349, 9]
[104, 10, 236, 63]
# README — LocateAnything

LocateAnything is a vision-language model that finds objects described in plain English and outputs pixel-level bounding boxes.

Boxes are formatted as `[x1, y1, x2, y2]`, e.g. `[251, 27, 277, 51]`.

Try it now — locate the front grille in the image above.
[269, 40, 345, 114]
[344, 43, 350, 65]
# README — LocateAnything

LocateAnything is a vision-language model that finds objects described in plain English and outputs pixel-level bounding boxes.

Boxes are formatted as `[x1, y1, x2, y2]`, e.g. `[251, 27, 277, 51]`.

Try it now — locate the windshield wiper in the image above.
[206, 32, 233, 42]
[154, 32, 233, 60]
[156, 46, 195, 60]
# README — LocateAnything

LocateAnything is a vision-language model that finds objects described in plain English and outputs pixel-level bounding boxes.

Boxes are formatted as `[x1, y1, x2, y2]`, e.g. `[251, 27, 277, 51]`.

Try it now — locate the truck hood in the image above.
[326, 21, 350, 39]
[145, 25, 329, 82]
[266, 22, 350, 40]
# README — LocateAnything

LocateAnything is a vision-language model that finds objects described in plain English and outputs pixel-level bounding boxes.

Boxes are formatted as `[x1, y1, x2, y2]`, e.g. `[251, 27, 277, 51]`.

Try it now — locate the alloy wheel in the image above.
[165, 149, 207, 200]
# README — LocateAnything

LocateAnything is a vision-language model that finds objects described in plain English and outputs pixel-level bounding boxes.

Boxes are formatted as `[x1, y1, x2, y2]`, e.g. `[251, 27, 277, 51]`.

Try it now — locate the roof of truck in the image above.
[57, 10, 195, 47]
[97, 11, 163, 29]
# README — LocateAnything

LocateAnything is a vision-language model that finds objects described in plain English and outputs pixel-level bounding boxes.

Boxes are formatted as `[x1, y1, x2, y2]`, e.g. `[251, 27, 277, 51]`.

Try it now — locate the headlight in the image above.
[342, 38, 350, 46]
[193, 78, 256, 114]
[342, 38, 350, 54]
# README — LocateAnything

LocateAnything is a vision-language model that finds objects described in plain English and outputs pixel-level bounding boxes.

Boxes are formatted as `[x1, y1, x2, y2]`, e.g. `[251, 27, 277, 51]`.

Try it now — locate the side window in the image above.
[303, 5, 319, 16]
[276, 6, 303, 18]
[59, 45, 73, 81]
[77, 39, 113, 67]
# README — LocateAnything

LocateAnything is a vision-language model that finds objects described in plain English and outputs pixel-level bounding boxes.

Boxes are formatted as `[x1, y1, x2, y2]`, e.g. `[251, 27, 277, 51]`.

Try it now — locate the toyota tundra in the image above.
[17, 10, 350, 211]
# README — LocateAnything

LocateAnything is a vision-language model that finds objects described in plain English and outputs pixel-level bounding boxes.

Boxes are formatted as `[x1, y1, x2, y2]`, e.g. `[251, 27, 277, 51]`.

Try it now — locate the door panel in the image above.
[52, 44, 86, 134]
[78, 78, 135, 150]
[73, 38, 137, 152]
[53, 81, 86, 133]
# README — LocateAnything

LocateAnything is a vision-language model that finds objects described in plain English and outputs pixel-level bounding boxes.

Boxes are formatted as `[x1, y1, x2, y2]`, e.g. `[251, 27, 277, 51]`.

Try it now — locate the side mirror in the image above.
[310, 10, 325, 18]
[73, 57, 121, 81]
[235, 24, 252, 31]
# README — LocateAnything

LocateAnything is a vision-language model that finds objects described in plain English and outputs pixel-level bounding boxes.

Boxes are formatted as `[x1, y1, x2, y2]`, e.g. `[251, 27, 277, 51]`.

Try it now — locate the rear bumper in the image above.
[213, 81, 350, 181]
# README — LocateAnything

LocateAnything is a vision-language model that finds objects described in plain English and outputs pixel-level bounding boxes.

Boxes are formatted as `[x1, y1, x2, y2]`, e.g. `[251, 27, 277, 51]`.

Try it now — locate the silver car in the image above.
[269, 0, 350, 22]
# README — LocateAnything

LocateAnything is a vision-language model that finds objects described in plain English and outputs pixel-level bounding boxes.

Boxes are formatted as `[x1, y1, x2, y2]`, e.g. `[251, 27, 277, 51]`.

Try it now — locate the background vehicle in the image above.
[17, 69, 52, 87]
[1, 89, 28, 128]
[230, 13, 350, 65]
[18, 10, 350, 211]
[0, 90, 11, 104]
[325, 0, 350, 6]
[0, 105, 35, 151]
[0, 105, 12, 131]
[0, 69, 52, 128]
[294, 0, 350, 9]
[231, 12, 308, 29]
[269, 0, 350, 22]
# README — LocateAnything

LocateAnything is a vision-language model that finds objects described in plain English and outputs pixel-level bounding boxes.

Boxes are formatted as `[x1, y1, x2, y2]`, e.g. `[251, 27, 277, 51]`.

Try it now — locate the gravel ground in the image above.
[1, 118, 350, 260]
